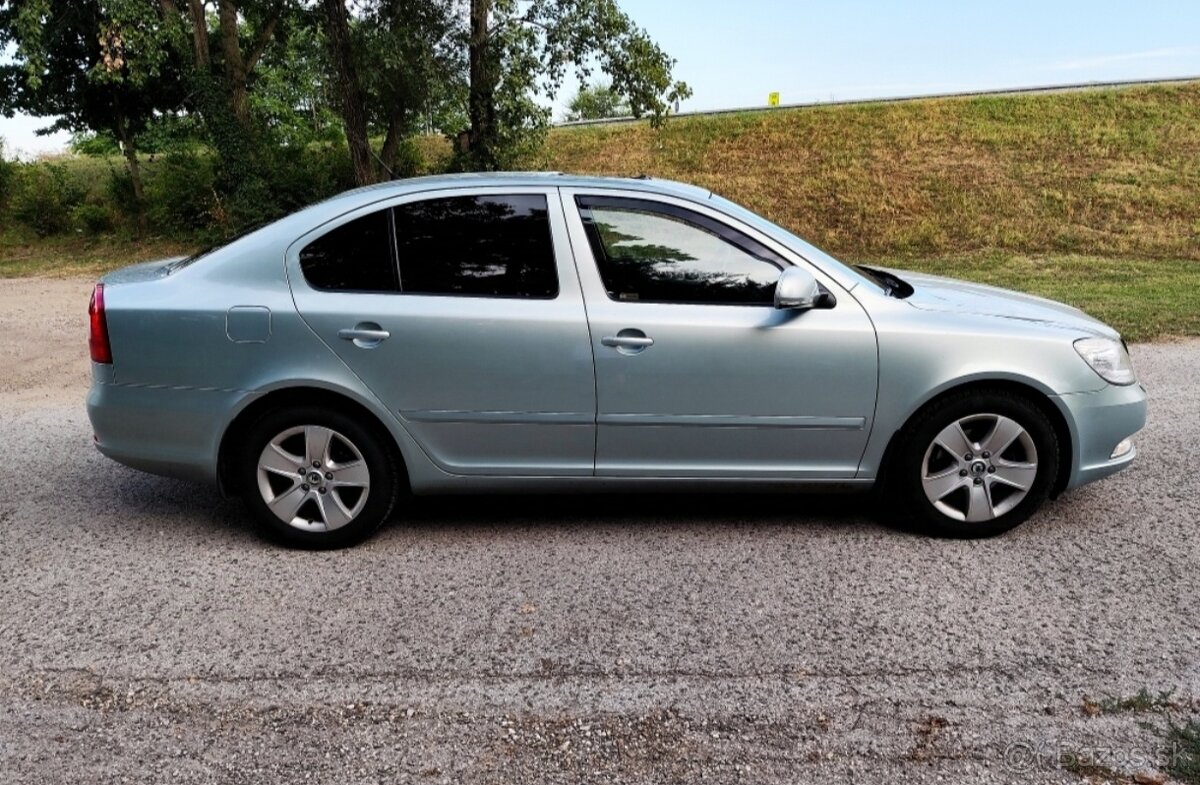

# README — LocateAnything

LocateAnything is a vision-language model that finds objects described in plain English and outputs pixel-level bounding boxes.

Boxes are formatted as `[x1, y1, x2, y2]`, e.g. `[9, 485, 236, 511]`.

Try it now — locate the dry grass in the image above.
[0, 234, 196, 280]
[532, 82, 1200, 262]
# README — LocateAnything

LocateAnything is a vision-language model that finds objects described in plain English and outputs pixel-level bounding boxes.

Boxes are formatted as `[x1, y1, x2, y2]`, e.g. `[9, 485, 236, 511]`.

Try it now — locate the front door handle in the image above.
[338, 323, 390, 348]
[601, 329, 654, 353]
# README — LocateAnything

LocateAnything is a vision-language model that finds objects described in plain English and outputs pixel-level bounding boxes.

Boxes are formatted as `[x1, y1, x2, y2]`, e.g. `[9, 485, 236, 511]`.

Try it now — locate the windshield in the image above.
[708, 194, 886, 294]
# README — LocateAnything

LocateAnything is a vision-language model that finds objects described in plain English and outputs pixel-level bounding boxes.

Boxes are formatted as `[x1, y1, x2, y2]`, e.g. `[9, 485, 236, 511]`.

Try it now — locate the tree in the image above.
[320, 0, 372, 185]
[565, 81, 629, 121]
[0, 0, 188, 230]
[461, 0, 691, 170]
[319, 0, 463, 186]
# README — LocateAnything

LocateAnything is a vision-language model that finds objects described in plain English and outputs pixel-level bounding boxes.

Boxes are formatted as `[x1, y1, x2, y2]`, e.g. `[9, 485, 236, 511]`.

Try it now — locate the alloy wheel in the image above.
[920, 413, 1039, 523]
[255, 425, 371, 532]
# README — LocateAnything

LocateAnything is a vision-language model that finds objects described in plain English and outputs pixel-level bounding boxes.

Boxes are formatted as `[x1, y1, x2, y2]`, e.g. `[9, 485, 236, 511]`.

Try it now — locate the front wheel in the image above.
[239, 406, 399, 548]
[891, 390, 1060, 538]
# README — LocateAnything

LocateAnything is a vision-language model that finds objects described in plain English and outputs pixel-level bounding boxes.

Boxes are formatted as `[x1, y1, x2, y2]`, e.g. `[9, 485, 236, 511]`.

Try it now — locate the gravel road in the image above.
[1, 278, 1198, 784]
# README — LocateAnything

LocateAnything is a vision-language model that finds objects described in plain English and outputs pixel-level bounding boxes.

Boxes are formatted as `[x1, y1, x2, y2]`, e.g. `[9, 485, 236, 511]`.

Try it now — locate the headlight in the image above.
[1074, 337, 1136, 385]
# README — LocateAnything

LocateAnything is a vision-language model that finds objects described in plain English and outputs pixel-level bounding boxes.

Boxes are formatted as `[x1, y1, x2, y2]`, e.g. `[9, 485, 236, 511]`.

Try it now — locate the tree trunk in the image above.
[468, 0, 498, 170]
[321, 0, 374, 186]
[379, 109, 405, 180]
[216, 0, 248, 126]
[186, 0, 210, 68]
[114, 112, 147, 235]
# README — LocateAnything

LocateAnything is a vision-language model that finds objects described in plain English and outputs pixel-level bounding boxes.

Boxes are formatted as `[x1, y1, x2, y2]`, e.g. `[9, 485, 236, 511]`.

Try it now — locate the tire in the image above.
[887, 389, 1059, 538]
[239, 405, 400, 548]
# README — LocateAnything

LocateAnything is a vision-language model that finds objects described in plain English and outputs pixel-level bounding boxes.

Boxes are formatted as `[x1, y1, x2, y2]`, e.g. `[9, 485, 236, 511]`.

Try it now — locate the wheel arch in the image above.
[876, 378, 1074, 499]
[217, 385, 409, 496]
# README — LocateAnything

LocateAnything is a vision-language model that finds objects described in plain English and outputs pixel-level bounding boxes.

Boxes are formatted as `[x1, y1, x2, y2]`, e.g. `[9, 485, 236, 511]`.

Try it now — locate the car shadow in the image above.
[94, 462, 917, 545]
[393, 489, 918, 538]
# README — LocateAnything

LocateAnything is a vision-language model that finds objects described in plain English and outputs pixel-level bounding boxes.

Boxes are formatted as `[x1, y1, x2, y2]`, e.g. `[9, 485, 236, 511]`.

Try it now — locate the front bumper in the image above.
[1053, 381, 1147, 490]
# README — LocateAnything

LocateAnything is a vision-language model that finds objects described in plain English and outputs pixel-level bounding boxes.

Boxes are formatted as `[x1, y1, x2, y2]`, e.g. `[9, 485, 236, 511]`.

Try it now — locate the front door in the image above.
[289, 188, 596, 476]
[562, 190, 878, 479]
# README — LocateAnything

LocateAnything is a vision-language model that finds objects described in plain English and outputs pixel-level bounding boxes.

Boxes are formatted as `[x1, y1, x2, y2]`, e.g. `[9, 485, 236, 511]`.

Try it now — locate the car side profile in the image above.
[86, 173, 1146, 547]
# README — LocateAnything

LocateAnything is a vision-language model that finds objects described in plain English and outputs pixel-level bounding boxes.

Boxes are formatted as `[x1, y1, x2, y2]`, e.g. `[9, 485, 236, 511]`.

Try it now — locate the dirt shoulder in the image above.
[0, 277, 93, 411]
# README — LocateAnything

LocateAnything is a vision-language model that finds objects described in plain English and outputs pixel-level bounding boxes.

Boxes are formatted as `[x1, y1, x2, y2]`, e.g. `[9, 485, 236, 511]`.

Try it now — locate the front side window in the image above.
[299, 209, 398, 292]
[576, 196, 784, 305]
[393, 194, 558, 298]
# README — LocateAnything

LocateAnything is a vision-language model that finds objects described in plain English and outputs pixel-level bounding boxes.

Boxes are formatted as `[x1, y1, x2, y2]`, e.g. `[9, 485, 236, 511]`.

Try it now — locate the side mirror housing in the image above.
[774, 267, 822, 310]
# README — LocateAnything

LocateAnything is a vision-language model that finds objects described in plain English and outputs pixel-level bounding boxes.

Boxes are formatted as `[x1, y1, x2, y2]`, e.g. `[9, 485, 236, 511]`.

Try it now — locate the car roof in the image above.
[326, 172, 714, 206]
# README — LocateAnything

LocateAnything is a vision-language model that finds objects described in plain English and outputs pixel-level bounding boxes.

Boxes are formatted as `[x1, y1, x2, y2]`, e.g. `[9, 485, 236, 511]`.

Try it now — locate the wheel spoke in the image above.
[923, 467, 965, 502]
[991, 459, 1037, 491]
[981, 416, 1025, 457]
[260, 443, 303, 478]
[329, 460, 369, 488]
[316, 492, 353, 530]
[934, 421, 975, 458]
[269, 485, 309, 521]
[305, 426, 334, 467]
[965, 482, 995, 522]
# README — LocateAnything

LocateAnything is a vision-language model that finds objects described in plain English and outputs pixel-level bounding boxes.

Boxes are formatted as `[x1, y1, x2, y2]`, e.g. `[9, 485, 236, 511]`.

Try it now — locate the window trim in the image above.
[575, 195, 787, 307]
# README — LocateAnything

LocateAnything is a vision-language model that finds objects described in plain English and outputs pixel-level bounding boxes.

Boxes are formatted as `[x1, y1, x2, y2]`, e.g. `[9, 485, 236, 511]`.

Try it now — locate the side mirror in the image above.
[774, 267, 822, 310]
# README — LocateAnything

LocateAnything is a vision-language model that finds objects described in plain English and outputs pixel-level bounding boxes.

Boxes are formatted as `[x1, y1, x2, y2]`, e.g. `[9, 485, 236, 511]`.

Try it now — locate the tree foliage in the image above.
[566, 81, 629, 121]
[459, 0, 691, 170]
[1, 0, 687, 226]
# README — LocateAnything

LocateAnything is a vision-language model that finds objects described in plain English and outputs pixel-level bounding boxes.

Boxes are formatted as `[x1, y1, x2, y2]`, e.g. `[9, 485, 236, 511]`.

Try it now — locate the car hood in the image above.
[884, 268, 1118, 338]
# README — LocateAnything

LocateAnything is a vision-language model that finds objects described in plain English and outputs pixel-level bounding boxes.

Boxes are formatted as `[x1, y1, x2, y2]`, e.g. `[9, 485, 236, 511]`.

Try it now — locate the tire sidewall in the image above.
[240, 406, 398, 549]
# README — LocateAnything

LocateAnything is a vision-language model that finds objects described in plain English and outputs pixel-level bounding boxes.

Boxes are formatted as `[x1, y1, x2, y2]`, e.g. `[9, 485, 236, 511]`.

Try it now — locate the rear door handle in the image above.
[601, 329, 654, 353]
[601, 335, 654, 348]
[338, 324, 390, 347]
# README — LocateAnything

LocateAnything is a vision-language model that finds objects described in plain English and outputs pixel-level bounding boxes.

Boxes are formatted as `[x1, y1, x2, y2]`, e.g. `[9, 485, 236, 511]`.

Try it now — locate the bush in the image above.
[9, 163, 85, 236]
[0, 142, 14, 210]
[260, 143, 355, 215]
[73, 203, 115, 234]
[144, 151, 218, 233]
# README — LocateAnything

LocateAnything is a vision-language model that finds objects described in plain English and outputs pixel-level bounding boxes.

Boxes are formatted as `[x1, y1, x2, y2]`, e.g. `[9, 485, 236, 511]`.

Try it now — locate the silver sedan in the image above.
[86, 174, 1146, 547]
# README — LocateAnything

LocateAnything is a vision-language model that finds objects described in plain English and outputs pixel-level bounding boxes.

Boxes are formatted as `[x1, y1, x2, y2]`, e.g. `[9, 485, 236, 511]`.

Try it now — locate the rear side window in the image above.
[393, 194, 558, 298]
[299, 210, 399, 292]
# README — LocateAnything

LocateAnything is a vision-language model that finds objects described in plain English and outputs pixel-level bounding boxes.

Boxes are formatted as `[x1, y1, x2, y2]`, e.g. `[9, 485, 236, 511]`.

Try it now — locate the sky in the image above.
[3, 0, 1200, 158]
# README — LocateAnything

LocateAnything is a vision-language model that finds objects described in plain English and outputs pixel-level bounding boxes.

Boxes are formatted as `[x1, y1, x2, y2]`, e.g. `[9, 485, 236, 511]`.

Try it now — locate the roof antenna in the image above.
[634, 173, 652, 180]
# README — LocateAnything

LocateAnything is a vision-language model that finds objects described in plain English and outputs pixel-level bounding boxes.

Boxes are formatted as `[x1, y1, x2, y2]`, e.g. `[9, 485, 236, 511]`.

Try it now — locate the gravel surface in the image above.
[1, 278, 1198, 784]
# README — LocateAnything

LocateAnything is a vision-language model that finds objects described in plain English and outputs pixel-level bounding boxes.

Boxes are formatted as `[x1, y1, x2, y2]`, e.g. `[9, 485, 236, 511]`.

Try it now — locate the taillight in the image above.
[88, 283, 113, 364]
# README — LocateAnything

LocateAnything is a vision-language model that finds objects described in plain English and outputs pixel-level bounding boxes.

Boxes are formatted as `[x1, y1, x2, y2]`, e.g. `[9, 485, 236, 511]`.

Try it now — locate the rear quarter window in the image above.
[299, 210, 399, 292]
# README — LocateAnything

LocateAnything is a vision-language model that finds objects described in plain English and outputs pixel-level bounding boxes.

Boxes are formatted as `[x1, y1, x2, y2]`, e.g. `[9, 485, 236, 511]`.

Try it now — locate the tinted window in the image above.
[299, 210, 398, 292]
[576, 197, 783, 305]
[393, 195, 558, 298]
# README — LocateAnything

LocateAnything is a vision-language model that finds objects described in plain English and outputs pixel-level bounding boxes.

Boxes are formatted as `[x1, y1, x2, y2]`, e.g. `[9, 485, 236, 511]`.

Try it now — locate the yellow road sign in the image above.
[768, 92, 780, 107]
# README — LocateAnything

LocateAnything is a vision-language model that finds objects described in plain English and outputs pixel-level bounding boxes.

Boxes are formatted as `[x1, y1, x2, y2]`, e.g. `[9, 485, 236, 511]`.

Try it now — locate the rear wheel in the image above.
[240, 406, 399, 548]
[890, 390, 1059, 537]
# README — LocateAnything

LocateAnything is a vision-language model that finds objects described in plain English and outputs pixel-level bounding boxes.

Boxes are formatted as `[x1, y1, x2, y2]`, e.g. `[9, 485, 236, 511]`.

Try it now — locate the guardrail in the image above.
[555, 75, 1200, 127]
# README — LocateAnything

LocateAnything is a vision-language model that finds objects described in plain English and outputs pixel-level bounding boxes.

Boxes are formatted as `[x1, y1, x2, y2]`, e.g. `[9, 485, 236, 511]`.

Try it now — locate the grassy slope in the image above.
[532, 83, 1200, 340]
[536, 83, 1200, 261]
[4, 83, 1199, 340]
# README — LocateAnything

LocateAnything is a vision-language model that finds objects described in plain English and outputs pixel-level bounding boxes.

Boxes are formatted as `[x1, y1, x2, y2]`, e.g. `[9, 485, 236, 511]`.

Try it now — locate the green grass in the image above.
[876, 253, 1200, 342]
[1167, 719, 1200, 785]
[1093, 688, 1180, 715]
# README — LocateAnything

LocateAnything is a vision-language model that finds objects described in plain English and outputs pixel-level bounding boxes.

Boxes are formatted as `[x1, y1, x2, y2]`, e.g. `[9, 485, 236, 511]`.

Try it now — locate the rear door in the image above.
[288, 187, 596, 476]
[561, 189, 879, 479]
